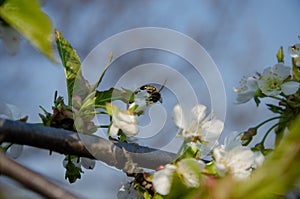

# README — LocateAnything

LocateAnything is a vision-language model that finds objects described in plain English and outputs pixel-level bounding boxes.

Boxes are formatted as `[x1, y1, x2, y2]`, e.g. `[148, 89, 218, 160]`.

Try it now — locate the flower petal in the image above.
[273, 63, 291, 80]
[153, 164, 176, 195]
[110, 124, 119, 136]
[281, 81, 300, 95]
[81, 158, 96, 169]
[252, 152, 264, 168]
[121, 123, 139, 137]
[224, 131, 242, 150]
[234, 77, 258, 104]
[118, 111, 137, 124]
[177, 159, 205, 187]
[173, 104, 186, 129]
[191, 104, 207, 123]
[9, 144, 23, 159]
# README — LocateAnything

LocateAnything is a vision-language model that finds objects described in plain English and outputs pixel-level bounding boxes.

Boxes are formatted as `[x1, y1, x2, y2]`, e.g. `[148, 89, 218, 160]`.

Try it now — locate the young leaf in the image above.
[95, 88, 134, 106]
[90, 52, 113, 91]
[0, 0, 55, 61]
[55, 30, 90, 105]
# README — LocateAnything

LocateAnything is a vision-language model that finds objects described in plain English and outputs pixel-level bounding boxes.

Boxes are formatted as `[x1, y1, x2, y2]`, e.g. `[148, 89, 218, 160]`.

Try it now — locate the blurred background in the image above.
[1, 0, 300, 198]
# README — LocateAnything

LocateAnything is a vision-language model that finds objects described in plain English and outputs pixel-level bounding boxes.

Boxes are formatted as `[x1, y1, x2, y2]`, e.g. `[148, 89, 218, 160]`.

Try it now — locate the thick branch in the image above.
[0, 151, 80, 199]
[0, 118, 175, 172]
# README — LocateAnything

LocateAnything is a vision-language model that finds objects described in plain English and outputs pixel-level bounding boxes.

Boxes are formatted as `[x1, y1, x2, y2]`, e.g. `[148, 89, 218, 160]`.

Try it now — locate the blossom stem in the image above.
[172, 137, 186, 163]
[90, 111, 108, 115]
[255, 116, 282, 129]
[260, 123, 278, 145]
[96, 125, 110, 128]
[94, 105, 107, 109]
[268, 95, 285, 101]
[260, 120, 287, 145]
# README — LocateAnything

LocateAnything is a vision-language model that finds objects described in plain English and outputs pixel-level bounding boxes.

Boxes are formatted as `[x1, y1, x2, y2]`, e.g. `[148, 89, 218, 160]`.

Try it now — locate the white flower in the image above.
[257, 63, 293, 96]
[234, 76, 258, 104]
[153, 164, 177, 196]
[0, 102, 21, 120]
[153, 159, 205, 195]
[0, 24, 21, 54]
[288, 43, 300, 58]
[110, 108, 139, 137]
[173, 104, 224, 156]
[213, 132, 264, 181]
[129, 90, 150, 114]
[8, 144, 24, 159]
[81, 157, 96, 170]
[176, 158, 205, 188]
[252, 151, 264, 169]
[0, 102, 23, 159]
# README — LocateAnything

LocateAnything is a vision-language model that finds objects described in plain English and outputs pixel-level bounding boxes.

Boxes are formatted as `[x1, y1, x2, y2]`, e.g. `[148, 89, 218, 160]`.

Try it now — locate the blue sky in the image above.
[1, 1, 300, 198]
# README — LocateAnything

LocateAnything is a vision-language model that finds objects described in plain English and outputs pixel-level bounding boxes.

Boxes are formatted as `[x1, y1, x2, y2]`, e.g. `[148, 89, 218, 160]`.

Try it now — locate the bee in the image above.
[135, 81, 166, 104]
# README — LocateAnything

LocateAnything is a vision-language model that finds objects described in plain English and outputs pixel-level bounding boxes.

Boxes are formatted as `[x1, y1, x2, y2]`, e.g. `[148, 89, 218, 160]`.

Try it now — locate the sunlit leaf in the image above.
[55, 30, 91, 105]
[0, 0, 55, 61]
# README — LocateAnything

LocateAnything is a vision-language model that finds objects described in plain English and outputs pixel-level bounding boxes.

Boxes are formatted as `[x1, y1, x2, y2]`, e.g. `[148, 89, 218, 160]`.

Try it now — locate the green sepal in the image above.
[205, 160, 217, 175]
[253, 89, 265, 106]
[165, 172, 195, 199]
[174, 143, 201, 163]
[266, 103, 284, 114]
[292, 57, 300, 81]
[276, 46, 284, 63]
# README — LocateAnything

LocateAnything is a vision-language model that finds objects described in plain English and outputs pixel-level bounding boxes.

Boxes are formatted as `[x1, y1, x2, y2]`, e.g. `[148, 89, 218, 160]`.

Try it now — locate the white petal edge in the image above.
[173, 104, 186, 129]
[81, 158, 96, 169]
[281, 81, 300, 95]
[191, 104, 207, 123]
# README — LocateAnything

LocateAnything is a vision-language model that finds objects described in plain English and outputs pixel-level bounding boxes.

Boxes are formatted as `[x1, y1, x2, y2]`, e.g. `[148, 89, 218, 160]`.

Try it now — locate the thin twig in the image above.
[0, 151, 81, 199]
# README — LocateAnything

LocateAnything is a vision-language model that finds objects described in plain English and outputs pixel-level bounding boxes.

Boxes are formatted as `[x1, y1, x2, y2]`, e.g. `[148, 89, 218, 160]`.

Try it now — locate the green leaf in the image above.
[90, 52, 113, 91]
[276, 46, 284, 63]
[0, 0, 55, 61]
[95, 88, 134, 107]
[55, 30, 91, 105]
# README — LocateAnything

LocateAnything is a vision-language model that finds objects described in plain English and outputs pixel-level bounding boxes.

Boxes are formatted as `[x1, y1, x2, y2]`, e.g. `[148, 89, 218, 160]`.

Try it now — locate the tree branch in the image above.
[0, 151, 81, 199]
[0, 118, 176, 173]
